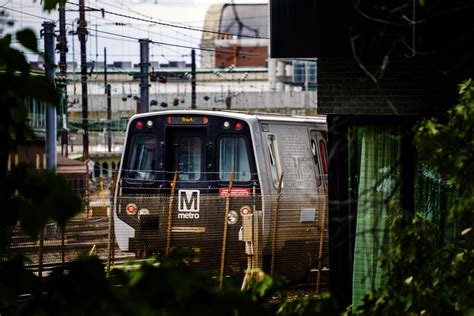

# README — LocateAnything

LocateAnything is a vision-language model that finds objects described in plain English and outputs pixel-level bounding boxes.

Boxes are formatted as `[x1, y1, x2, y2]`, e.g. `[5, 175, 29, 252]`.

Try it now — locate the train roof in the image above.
[129, 110, 326, 125]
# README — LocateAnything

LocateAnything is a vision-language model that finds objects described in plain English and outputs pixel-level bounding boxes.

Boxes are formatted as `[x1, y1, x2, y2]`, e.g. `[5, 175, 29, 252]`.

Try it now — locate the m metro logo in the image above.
[178, 190, 200, 219]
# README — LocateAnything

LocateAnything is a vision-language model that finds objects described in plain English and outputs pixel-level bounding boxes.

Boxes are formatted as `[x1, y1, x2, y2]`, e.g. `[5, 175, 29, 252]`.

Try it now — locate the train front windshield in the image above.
[121, 114, 256, 190]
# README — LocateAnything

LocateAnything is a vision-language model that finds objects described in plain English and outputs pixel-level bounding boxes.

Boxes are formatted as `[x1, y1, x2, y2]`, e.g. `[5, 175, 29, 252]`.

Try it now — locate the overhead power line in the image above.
[1, 6, 55, 22]
[66, 1, 269, 40]
[94, 29, 263, 58]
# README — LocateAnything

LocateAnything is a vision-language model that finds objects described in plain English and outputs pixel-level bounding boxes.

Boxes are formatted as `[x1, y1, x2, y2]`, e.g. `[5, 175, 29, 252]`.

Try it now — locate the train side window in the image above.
[126, 135, 157, 180]
[311, 139, 322, 186]
[319, 139, 328, 175]
[218, 137, 251, 181]
[178, 137, 201, 181]
[267, 134, 283, 189]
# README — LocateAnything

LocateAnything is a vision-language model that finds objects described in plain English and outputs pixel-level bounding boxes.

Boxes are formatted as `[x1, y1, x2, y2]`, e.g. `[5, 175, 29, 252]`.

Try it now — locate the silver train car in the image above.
[113, 110, 328, 285]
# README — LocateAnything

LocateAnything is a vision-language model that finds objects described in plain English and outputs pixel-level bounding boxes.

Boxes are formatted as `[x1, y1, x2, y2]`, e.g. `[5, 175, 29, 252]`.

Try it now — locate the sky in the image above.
[1, 0, 267, 66]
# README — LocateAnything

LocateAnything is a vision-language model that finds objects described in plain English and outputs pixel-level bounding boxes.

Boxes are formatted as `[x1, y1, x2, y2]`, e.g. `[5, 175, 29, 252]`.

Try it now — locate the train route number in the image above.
[178, 190, 200, 219]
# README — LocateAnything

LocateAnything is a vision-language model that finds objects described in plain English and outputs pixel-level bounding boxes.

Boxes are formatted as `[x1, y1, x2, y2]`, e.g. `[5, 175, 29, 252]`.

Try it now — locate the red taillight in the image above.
[136, 121, 144, 129]
[167, 116, 172, 124]
[203, 116, 208, 124]
[126, 203, 138, 215]
[240, 205, 252, 216]
[235, 122, 242, 130]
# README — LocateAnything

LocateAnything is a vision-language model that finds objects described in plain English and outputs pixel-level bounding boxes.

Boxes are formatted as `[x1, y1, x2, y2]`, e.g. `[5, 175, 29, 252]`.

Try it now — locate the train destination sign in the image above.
[167, 116, 209, 125]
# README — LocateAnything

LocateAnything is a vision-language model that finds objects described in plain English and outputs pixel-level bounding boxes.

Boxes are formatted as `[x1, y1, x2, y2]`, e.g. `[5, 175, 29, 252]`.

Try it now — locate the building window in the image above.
[102, 162, 109, 177]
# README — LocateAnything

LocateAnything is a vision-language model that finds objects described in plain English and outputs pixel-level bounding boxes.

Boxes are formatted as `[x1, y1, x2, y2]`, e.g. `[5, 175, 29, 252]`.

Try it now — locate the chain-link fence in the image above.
[6, 171, 329, 292]
[113, 170, 329, 291]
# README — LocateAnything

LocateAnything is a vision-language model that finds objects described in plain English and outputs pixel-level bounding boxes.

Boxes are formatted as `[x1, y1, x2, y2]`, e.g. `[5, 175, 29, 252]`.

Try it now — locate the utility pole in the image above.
[58, 3, 68, 157]
[191, 49, 196, 109]
[78, 0, 89, 161]
[43, 22, 57, 170]
[105, 47, 112, 152]
[139, 39, 150, 113]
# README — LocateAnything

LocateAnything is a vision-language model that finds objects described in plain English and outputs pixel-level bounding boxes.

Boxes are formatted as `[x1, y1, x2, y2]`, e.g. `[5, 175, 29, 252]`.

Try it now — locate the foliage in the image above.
[353, 80, 474, 315]
[0, 16, 82, 255]
[352, 209, 454, 315]
[277, 292, 338, 316]
[0, 249, 338, 316]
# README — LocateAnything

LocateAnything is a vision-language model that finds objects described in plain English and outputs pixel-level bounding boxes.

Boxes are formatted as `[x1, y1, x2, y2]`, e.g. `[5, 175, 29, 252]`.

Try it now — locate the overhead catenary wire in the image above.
[5, 2, 268, 65]
[0, 5, 56, 22]
[66, 1, 269, 40]
[92, 28, 263, 58]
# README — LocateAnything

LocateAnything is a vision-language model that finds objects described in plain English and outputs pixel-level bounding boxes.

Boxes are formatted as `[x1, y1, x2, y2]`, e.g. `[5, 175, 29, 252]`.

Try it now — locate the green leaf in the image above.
[405, 276, 413, 285]
[24, 76, 60, 106]
[425, 120, 439, 135]
[16, 29, 38, 53]
[43, 0, 66, 12]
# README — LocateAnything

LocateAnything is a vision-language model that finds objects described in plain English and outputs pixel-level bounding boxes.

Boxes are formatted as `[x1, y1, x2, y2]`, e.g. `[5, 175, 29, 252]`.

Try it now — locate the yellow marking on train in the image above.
[172, 226, 206, 233]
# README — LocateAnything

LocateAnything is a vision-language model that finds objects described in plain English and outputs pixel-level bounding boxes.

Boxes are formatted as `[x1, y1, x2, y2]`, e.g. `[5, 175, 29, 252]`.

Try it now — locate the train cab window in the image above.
[219, 137, 251, 181]
[267, 135, 283, 189]
[178, 137, 201, 181]
[126, 135, 157, 180]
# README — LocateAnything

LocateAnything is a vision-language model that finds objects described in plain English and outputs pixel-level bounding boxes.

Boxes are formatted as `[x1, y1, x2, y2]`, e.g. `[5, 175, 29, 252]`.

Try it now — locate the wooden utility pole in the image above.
[104, 47, 112, 152]
[78, 0, 89, 160]
[191, 49, 196, 109]
[139, 39, 150, 113]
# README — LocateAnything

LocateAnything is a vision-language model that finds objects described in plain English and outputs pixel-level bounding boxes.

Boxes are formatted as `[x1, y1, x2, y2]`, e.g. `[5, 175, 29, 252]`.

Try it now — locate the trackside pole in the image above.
[219, 172, 234, 289]
[316, 196, 328, 295]
[166, 171, 178, 256]
[270, 173, 284, 277]
[106, 173, 118, 277]
[41, 21, 57, 278]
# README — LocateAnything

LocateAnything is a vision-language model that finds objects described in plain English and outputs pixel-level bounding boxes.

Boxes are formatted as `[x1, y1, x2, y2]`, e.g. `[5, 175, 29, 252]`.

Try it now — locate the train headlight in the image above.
[223, 121, 230, 129]
[126, 203, 138, 215]
[146, 120, 153, 128]
[228, 210, 238, 225]
[240, 205, 252, 216]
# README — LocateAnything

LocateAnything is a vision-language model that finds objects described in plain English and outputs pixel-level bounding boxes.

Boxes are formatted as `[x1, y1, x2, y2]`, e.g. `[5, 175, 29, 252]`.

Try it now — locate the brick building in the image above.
[200, 3, 269, 68]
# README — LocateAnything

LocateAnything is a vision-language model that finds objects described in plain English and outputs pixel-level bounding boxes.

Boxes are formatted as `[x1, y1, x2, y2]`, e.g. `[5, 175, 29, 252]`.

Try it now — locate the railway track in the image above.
[7, 215, 136, 273]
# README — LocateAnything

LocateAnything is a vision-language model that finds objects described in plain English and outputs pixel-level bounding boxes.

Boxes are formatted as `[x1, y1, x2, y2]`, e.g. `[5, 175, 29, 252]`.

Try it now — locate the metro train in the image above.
[113, 110, 328, 285]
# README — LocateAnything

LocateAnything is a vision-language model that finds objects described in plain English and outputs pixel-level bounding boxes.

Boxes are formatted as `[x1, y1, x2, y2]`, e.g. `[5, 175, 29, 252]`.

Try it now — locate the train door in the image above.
[166, 128, 206, 187]
[164, 127, 220, 269]
[309, 129, 329, 287]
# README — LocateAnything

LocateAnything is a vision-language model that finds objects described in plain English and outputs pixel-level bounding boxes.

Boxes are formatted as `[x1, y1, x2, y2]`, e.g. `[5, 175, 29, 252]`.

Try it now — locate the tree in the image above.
[0, 5, 81, 256]
[353, 80, 474, 315]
